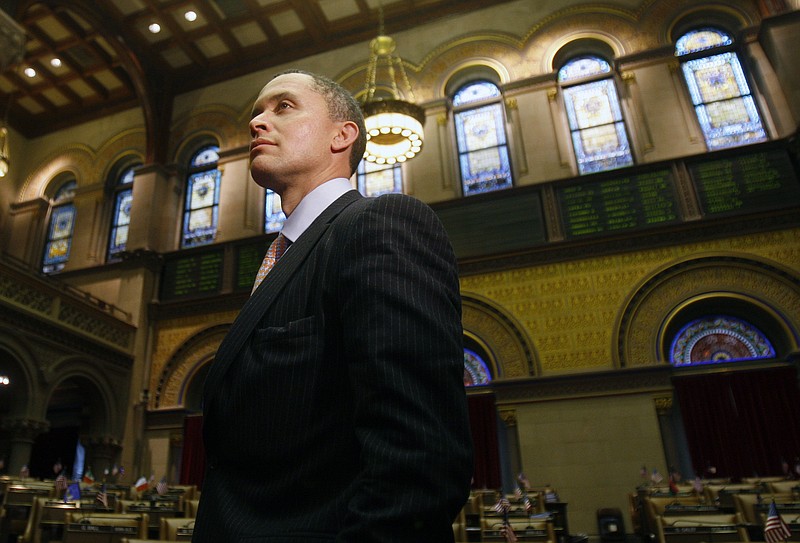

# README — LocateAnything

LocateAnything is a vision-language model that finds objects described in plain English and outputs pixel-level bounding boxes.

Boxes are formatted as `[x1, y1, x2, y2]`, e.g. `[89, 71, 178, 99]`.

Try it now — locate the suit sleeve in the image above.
[333, 194, 473, 543]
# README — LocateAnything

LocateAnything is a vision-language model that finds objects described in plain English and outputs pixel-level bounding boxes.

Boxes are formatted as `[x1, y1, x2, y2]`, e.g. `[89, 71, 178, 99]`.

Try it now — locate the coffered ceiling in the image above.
[0, 0, 517, 140]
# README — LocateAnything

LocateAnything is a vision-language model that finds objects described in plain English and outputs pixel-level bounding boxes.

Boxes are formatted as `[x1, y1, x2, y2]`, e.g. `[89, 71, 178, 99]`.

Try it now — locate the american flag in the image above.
[96, 484, 109, 508]
[651, 469, 664, 484]
[522, 494, 533, 513]
[55, 471, 68, 492]
[765, 501, 792, 543]
[156, 477, 168, 495]
[494, 498, 511, 515]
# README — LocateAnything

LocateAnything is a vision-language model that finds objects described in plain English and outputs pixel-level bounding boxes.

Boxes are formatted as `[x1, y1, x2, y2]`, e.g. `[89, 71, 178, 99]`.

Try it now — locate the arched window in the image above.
[42, 178, 77, 273]
[464, 348, 492, 387]
[357, 161, 402, 197]
[670, 315, 775, 366]
[264, 189, 286, 234]
[452, 80, 513, 196]
[675, 28, 767, 150]
[107, 164, 139, 262]
[558, 55, 634, 174]
[182, 145, 220, 249]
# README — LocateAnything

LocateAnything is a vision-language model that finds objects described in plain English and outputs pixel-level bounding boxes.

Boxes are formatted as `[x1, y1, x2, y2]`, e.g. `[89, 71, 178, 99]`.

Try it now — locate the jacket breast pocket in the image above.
[251, 315, 316, 346]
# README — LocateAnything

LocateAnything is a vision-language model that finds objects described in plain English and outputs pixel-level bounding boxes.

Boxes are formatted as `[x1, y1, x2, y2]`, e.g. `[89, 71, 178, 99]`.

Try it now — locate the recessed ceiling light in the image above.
[149, 22, 161, 34]
[50, 58, 62, 68]
[24, 67, 36, 77]
[185, 11, 197, 22]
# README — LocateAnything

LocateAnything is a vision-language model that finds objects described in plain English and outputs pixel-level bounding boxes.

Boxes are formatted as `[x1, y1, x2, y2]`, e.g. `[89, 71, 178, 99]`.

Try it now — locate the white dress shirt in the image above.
[280, 178, 355, 243]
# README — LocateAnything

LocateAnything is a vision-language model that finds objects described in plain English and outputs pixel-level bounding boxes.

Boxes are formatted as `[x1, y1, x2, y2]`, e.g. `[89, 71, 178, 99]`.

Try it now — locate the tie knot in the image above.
[272, 233, 289, 260]
[251, 233, 291, 294]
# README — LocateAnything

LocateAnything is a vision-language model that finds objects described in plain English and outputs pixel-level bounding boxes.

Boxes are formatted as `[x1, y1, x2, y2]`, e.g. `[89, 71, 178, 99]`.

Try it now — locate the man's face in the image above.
[249, 73, 340, 190]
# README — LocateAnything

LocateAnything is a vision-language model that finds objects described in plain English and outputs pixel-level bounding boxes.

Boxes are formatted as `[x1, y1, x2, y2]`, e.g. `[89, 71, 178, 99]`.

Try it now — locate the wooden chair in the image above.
[656, 513, 750, 543]
[62, 512, 148, 543]
[120, 499, 184, 539]
[642, 494, 721, 542]
[742, 476, 785, 484]
[160, 517, 194, 541]
[704, 483, 763, 509]
[185, 499, 200, 518]
[0, 483, 53, 540]
[769, 481, 800, 497]
[18, 496, 79, 543]
[732, 493, 799, 526]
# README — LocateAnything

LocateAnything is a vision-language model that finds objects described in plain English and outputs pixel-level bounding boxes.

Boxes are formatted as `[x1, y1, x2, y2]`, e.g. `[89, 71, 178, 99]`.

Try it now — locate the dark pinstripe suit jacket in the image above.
[194, 190, 473, 542]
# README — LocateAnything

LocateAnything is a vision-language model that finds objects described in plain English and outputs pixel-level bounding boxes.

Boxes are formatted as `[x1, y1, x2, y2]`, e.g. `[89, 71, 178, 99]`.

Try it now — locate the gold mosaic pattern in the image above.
[460, 229, 800, 375]
[149, 311, 238, 409]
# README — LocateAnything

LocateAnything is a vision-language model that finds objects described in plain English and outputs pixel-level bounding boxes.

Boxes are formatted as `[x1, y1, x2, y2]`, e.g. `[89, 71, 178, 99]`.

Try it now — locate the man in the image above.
[194, 70, 473, 542]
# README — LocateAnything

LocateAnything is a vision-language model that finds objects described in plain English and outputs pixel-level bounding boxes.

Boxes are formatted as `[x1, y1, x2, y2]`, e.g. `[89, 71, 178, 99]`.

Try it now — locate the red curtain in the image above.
[468, 393, 502, 490]
[673, 365, 800, 479]
[180, 414, 206, 489]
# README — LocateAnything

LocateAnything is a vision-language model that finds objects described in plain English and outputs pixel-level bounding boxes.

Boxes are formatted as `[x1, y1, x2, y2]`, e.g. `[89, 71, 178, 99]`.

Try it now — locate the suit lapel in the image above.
[204, 190, 362, 398]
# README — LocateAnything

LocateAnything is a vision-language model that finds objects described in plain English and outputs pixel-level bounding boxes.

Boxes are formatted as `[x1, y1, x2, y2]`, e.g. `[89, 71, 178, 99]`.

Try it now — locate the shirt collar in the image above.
[281, 177, 355, 243]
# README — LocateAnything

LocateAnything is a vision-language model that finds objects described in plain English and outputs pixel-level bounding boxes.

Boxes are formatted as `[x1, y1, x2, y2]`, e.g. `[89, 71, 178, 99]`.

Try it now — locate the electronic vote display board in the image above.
[555, 168, 680, 239]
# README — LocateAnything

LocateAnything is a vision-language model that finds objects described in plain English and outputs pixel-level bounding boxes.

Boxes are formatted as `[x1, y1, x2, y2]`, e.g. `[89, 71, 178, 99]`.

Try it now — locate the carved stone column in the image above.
[1, 418, 49, 475]
[498, 407, 522, 493]
[85, 434, 123, 480]
[654, 396, 693, 479]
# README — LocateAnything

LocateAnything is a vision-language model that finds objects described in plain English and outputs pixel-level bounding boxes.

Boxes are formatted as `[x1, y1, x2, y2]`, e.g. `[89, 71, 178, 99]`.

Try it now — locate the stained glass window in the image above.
[453, 81, 513, 196]
[357, 160, 402, 197]
[670, 315, 775, 366]
[182, 145, 220, 248]
[108, 164, 138, 262]
[559, 56, 634, 174]
[42, 179, 77, 273]
[264, 189, 286, 233]
[676, 28, 767, 150]
[464, 348, 492, 387]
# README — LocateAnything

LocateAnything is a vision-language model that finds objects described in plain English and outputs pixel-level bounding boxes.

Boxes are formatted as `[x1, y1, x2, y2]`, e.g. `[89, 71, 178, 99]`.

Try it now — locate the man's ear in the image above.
[332, 121, 359, 152]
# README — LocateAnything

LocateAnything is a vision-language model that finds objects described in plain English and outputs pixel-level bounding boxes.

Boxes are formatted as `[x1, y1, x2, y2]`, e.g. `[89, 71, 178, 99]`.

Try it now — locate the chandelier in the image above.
[360, 21, 425, 165]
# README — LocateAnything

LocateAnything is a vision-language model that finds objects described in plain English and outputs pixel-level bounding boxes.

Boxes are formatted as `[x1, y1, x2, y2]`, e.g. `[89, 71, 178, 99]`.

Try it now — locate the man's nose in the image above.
[249, 113, 270, 136]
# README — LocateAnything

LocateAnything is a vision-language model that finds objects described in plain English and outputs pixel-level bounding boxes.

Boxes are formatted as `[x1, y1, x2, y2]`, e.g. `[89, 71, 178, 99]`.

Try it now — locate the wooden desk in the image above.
[64, 522, 140, 543]
[124, 505, 183, 539]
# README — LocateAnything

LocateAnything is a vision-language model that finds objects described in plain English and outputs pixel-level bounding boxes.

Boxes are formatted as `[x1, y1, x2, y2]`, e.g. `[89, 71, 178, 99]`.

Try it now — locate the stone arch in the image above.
[169, 105, 243, 159]
[615, 254, 800, 367]
[18, 144, 96, 203]
[96, 129, 147, 184]
[45, 355, 119, 436]
[0, 334, 36, 419]
[154, 324, 229, 409]
[663, 1, 760, 46]
[461, 292, 539, 379]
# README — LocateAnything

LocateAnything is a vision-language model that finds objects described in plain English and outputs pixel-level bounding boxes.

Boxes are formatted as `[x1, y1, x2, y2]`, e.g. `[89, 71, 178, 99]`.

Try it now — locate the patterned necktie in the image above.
[252, 233, 290, 294]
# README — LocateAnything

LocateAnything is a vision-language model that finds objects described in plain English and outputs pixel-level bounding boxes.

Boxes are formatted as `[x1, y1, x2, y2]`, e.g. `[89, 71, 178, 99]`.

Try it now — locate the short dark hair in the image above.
[273, 69, 367, 176]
